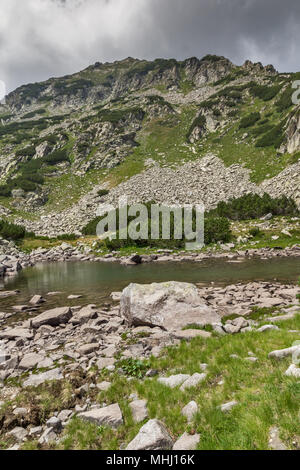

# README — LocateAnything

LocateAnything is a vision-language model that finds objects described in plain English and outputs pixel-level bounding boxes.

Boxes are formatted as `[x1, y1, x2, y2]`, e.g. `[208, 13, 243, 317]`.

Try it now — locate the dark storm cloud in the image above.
[0, 0, 299, 93]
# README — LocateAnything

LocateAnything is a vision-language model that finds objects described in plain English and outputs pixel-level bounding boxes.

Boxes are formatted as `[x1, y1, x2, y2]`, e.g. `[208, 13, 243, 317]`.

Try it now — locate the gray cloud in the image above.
[0, 0, 299, 93]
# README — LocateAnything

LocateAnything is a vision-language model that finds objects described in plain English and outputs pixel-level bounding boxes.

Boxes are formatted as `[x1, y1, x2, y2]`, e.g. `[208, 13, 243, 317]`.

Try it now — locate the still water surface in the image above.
[0, 257, 299, 311]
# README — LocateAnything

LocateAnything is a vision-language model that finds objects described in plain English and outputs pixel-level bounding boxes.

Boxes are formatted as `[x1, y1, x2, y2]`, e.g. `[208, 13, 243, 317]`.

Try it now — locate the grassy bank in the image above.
[1, 314, 299, 450]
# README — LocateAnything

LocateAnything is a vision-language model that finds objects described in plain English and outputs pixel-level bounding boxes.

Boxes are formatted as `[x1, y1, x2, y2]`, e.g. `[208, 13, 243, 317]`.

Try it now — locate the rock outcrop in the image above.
[120, 281, 220, 330]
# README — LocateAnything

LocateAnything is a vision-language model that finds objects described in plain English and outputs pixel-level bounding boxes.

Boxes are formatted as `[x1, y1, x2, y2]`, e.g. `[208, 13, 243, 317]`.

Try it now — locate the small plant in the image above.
[239, 112, 260, 129]
[117, 358, 149, 378]
[248, 227, 262, 238]
[57, 234, 79, 241]
[0, 220, 26, 240]
[97, 189, 109, 197]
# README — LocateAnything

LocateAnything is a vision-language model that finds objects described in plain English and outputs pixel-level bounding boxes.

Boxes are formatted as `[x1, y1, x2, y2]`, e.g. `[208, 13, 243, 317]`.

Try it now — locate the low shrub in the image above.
[57, 234, 79, 241]
[0, 220, 26, 240]
[186, 115, 206, 140]
[43, 148, 70, 165]
[209, 193, 299, 220]
[97, 189, 110, 197]
[239, 112, 260, 129]
[255, 123, 285, 148]
[250, 84, 281, 101]
[249, 227, 262, 237]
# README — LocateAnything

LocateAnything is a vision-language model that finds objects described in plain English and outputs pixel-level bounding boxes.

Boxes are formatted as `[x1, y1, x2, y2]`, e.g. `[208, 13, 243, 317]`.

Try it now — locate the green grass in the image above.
[7, 315, 297, 450]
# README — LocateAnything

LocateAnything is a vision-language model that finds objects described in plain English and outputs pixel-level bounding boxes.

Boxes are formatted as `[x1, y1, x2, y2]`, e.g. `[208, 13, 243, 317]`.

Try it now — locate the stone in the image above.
[245, 357, 258, 362]
[180, 373, 207, 391]
[30, 295, 45, 305]
[257, 325, 279, 332]
[29, 426, 43, 437]
[23, 368, 63, 387]
[126, 419, 173, 450]
[158, 374, 190, 388]
[32, 307, 72, 328]
[129, 399, 148, 423]
[19, 353, 45, 371]
[120, 282, 220, 330]
[37, 358, 54, 369]
[75, 305, 98, 324]
[220, 401, 238, 412]
[68, 295, 83, 300]
[8, 427, 28, 442]
[96, 357, 115, 369]
[285, 364, 300, 378]
[78, 343, 99, 355]
[268, 345, 300, 360]
[224, 317, 248, 334]
[172, 329, 211, 340]
[38, 428, 57, 445]
[268, 426, 287, 450]
[181, 401, 198, 422]
[13, 408, 28, 417]
[46, 416, 62, 432]
[96, 381, 111, 391]
[78, 403, 123, 429]
[57, 410, 73, 422]
[0, 328, 33, 340]
[173, 432, 200, 450]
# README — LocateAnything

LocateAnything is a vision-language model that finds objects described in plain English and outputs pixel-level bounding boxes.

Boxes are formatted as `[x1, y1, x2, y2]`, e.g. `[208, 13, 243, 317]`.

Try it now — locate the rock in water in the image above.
[120, 282, 219, 330]
[126, 419, 173, 450]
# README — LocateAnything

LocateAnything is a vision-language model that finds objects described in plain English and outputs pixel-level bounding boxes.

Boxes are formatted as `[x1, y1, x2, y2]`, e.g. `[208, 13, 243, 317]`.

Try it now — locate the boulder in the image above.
[0, 328, 33, 340]
[268, 345, 300, 360]
[19, 353, 45, 371]
[126, 419, 173, 450]
[173, 432, 200, 450]
[219, 400, 238, 412]
[120, 282, 220, 330]
[129, 399, 148, 423]
[30, 295, 45, 305]
[172, 329, 211, 340]
[285, 364, 300, 378]
[32, 307, 72, 328]
[78, 343, 99, 356]
[268, 426, 287, 451]
[158, 374, 190, 388]
[181, 401, 198, 422]
[180, 373, 207, 391]
[78, 403, 123, 429]
[23, 368, 63, 387]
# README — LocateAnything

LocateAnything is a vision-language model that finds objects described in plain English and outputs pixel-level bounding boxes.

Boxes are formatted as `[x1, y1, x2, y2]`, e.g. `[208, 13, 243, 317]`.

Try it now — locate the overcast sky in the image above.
[1, 0, 300, 93]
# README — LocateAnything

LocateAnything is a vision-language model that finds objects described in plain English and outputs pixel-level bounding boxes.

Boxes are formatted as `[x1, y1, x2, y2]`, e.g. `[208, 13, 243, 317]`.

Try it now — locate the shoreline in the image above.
[1, 242, 300, 281]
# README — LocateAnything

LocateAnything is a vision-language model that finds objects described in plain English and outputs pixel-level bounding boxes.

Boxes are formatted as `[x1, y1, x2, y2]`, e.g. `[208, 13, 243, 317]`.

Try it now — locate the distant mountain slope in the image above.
[0, 55, 299, 232]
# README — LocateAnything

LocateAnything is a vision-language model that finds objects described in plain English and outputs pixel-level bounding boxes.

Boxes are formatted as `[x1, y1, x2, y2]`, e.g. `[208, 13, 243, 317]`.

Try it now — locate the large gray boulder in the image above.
[78, 404, 123, 429]
[0, 328, 33, 340]
[126, 419, 173, 450]
[23, 368, 63, 387]
[120, 282, 219, 330]
[32, 307, 72, 328]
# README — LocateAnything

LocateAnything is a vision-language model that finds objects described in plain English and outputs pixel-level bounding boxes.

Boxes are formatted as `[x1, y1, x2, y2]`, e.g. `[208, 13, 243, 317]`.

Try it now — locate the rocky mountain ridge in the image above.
[0, 55, 299, 235]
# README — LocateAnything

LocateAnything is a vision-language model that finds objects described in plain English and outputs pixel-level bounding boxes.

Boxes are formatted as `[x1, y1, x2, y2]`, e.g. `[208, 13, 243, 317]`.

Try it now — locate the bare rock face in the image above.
[120, 282, 220, 330]
[285, 107, 300, 154]
[126, 419, 173, 450]
[31, 307, 72, 328]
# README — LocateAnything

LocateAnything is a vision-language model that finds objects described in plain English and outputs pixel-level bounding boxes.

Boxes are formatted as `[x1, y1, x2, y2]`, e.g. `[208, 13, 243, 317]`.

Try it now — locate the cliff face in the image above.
[285, 106, 300, 154]
[0, 54, 299, 229]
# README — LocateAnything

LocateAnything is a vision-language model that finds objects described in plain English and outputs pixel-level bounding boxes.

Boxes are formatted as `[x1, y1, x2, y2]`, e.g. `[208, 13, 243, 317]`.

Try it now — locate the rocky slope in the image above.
[0, 55, 299, 235]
